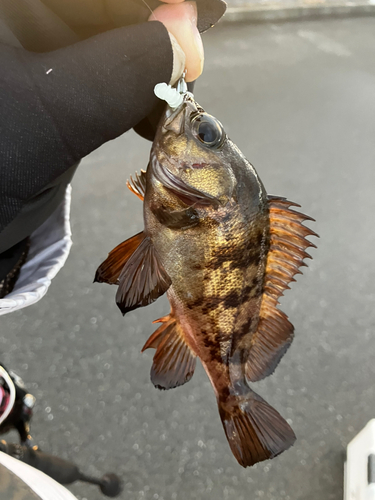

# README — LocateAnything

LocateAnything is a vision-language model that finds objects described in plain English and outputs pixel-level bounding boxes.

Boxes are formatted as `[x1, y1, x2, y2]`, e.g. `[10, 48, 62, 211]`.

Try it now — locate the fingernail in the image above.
[169, 33, 186, 85]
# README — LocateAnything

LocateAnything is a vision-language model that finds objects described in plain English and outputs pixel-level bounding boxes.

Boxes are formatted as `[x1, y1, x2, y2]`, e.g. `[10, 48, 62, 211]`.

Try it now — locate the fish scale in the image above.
[178, 208, 262, 357]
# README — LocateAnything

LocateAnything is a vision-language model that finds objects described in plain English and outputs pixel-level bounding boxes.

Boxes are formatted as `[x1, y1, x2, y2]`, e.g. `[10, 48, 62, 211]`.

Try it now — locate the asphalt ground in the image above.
[1, 16, 375, 500]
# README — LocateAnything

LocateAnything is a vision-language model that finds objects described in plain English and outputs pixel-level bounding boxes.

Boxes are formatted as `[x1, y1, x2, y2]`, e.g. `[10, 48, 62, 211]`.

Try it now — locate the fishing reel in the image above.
[0, 364, 123, 497]
[0, 364, 35, 446]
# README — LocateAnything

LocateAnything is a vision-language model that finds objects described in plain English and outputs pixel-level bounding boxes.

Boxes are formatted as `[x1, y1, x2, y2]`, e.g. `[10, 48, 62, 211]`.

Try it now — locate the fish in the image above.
[95, 92, 317, 467]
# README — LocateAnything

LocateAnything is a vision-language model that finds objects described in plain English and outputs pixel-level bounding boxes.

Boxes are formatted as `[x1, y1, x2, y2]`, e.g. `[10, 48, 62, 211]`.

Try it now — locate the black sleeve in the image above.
[0, 21, 172, 231]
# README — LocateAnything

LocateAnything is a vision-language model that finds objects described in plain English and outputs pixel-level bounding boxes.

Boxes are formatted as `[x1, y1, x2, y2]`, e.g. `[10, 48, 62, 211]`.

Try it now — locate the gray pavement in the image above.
[225, 0, 374, 8]
[223, 1, 375, 25]
[1, 16, 375, 500]
[226, 0, 370, 5]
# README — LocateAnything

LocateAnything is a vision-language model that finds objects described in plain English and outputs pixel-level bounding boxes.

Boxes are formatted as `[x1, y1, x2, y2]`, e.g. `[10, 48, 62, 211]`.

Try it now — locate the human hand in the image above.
[42, 0, 223, 84]
[149, 1, 203, 83]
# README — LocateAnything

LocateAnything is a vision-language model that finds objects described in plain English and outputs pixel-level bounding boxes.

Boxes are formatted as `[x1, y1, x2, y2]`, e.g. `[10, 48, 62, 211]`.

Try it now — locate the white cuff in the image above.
[0, 451, 78, 500]
[0, 185, 73, 316]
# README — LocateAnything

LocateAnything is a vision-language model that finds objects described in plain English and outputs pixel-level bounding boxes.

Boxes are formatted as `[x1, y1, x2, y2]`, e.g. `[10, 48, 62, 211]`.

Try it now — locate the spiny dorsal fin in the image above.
[142, 313, 197, 390]
[94, 232, 145, 284]
[116, 236, 172, 315]
[126, 170, 147, 201]
[246, 196, 318, 382]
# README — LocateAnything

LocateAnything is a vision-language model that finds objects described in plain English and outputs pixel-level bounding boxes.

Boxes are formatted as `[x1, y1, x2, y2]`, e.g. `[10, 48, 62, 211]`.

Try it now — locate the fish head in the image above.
[148, 95, 265, 213]
[151, 95, 251, 207]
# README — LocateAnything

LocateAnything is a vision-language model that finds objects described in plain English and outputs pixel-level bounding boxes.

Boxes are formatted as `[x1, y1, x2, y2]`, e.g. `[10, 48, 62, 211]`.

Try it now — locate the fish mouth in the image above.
[151, 154, 221, 209]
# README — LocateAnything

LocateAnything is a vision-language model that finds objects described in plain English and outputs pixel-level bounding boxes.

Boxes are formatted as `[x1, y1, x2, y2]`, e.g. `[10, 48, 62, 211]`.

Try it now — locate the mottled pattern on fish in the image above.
[154, 193, 269, 389]
[95, 93, 317, 468]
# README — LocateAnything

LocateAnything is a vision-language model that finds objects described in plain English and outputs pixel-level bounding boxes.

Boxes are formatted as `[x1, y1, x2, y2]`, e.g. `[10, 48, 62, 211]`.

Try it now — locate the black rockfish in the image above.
[95, 92, 317, 467]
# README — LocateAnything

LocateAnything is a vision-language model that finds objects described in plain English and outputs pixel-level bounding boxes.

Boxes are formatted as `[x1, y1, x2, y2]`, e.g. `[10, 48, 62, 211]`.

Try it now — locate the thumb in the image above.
[149, 1, 204, 83]
[168, 32, 186, 85]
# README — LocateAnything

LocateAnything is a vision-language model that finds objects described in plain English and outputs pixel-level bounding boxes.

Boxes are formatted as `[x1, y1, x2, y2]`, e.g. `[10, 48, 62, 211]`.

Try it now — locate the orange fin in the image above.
[142, 315, 196, 390]
[218, 387, 296, 467]
[94, 232, 145, 284]
[126, 170, 147, 201]
[115, 236, 171, 315]
[246, 196, 318, 382]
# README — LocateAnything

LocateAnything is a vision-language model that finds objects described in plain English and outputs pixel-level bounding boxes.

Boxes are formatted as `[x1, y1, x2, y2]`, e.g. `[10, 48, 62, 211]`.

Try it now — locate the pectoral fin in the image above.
[95, 231, 171, 314]
[115, 236, 172, 315]
[142, 314, 196, 390]
[94, 232, 145, 284]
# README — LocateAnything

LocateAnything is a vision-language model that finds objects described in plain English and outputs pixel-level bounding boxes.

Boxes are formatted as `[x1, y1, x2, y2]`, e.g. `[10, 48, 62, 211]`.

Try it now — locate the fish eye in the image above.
[191, 113, 225, 149]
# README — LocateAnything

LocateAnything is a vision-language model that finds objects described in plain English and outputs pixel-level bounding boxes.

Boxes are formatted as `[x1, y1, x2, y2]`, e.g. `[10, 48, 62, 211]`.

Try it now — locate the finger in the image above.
[168, 33, 186, 85]
[149, 2, 204, 82]
[160, 0, 185, 3]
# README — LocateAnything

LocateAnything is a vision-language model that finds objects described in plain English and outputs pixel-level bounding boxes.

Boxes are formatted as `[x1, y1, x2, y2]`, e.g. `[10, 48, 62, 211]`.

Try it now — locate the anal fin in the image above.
[142, 315, 196, 390]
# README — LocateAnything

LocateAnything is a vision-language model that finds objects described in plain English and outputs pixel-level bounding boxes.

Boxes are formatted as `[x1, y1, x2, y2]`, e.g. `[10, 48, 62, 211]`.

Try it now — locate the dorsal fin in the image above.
[246, 196, 318, 382]
[126, 170, 147, 201]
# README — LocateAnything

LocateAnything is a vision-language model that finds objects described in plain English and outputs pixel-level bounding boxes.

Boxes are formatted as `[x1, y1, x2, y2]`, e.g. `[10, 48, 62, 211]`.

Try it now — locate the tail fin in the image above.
[218, 389, 296, 467]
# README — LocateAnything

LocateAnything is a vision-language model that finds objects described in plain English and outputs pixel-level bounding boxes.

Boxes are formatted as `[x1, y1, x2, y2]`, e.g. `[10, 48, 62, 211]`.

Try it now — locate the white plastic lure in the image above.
[154, 74, 191, 110]
[154, 82, 183, 109]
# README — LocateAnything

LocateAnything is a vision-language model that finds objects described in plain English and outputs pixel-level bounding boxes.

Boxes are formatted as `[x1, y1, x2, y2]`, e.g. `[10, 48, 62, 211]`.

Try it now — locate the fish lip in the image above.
[163, 92, 196, 129]
[151, 154, 221, 209]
